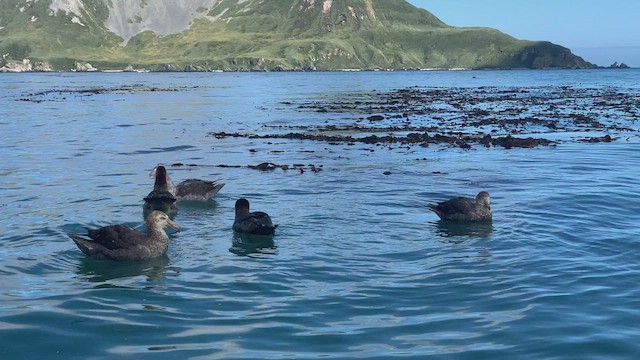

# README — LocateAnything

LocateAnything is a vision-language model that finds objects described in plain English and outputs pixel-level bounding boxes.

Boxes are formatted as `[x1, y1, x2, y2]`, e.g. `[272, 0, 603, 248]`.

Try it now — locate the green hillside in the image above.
[0, 0, 595, 71]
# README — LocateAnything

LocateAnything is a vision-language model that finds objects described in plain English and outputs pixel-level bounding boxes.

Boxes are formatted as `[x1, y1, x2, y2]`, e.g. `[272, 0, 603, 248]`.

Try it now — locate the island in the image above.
[0, 0, 595, 72]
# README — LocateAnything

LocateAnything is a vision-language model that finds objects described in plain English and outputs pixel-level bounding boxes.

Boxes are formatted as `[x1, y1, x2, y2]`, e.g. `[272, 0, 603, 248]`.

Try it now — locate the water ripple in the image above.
[1, 72, 640, 359]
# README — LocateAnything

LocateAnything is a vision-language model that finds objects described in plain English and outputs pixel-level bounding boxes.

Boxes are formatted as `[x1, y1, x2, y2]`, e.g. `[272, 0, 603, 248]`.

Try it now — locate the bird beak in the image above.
[167, 219, 181, 232]
[149, 165, 158, 178]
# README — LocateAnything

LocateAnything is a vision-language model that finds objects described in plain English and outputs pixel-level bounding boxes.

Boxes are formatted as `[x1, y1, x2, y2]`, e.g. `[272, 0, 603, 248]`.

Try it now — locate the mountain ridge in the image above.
[0, 0, 595, 71]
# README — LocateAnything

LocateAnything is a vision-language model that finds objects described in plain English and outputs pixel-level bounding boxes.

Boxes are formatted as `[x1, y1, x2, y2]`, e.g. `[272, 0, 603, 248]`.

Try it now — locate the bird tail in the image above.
[208, 182, 225, 198]
[68, 234, 96, 255]
[68, 233, 87, 242]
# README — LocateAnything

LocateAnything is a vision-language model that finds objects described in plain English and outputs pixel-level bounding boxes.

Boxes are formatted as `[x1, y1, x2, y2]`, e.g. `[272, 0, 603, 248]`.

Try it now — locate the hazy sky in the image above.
[408, 0, 640, 67]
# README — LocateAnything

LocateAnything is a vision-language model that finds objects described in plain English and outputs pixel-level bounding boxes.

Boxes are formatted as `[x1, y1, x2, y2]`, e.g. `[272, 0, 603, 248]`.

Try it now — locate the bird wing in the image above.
[233, 212, 277, 235]
[86, 225, 147, 250]
[434, 197, 475, 215]
[175, 179, 225, 200]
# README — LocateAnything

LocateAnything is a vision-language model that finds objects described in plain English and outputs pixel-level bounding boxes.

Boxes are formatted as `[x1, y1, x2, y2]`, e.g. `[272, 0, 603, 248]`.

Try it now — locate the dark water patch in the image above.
[148, 345, 178, 351]
[16, 84, 201, 103]
[75, 256, 171, 283]
[95, 172, 137, 177]
[433, 221, 494, 238]
[121, 145, 198, 155]
[230, 234, 277, 257]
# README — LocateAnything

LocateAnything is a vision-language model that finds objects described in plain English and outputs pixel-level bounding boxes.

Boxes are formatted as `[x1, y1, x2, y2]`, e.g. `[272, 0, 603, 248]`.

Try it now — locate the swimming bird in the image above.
[233, 198, 278, 235]
[428, 191, 492, 222]
[150, 165, 225, 201]
[69, 210, 180, 261]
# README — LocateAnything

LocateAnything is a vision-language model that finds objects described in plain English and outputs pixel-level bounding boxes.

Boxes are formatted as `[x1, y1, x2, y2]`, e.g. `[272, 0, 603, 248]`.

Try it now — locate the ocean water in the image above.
[1, 70, 639, 359]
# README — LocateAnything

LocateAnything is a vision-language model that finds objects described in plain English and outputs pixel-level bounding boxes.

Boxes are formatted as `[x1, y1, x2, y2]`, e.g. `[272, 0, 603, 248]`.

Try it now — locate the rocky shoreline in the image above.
[0, 58, 632, 73]
[0, 58, 53, 72]
[0, 59, 150, 73]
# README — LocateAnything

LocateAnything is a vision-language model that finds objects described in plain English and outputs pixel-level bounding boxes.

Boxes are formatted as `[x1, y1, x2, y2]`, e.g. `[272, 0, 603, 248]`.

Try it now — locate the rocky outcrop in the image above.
[609, 62, 630, 69]
[0, 59, 52, 72]
[74, 62, 98, 72]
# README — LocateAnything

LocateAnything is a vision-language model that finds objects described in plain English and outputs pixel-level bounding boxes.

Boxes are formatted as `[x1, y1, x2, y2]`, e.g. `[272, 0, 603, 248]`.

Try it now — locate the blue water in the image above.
[1, 70, 639, 359]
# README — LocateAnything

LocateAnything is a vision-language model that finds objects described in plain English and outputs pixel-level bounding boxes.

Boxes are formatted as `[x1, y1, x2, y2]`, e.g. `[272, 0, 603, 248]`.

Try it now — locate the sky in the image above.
[408, 0, 640, 67]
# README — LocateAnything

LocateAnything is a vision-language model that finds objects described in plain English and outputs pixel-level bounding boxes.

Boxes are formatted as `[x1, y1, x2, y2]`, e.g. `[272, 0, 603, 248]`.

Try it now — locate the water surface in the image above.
[1, 70, 639, 359]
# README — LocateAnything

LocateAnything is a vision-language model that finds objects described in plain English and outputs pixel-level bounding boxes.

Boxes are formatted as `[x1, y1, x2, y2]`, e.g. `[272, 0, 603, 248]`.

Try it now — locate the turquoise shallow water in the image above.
[1, 70, 640, 359]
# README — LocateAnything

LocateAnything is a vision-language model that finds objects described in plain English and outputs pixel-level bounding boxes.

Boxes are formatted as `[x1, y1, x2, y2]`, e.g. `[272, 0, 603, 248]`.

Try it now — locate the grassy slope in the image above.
[0, 0, 592, 70]
[0, 0, 126, 68]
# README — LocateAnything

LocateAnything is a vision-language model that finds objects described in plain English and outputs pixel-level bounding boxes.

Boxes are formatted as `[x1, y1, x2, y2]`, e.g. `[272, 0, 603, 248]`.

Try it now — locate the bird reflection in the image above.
[75, 254, 170, 283]
[229, 233, 276, 257]
[433, 220, 494, 240]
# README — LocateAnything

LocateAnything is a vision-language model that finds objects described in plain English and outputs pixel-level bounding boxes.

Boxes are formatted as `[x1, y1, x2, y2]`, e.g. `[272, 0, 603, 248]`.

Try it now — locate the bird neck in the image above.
[146, 221, 169, 241]
[235, 208, 249, 218]
[155, 175, 174, 192]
